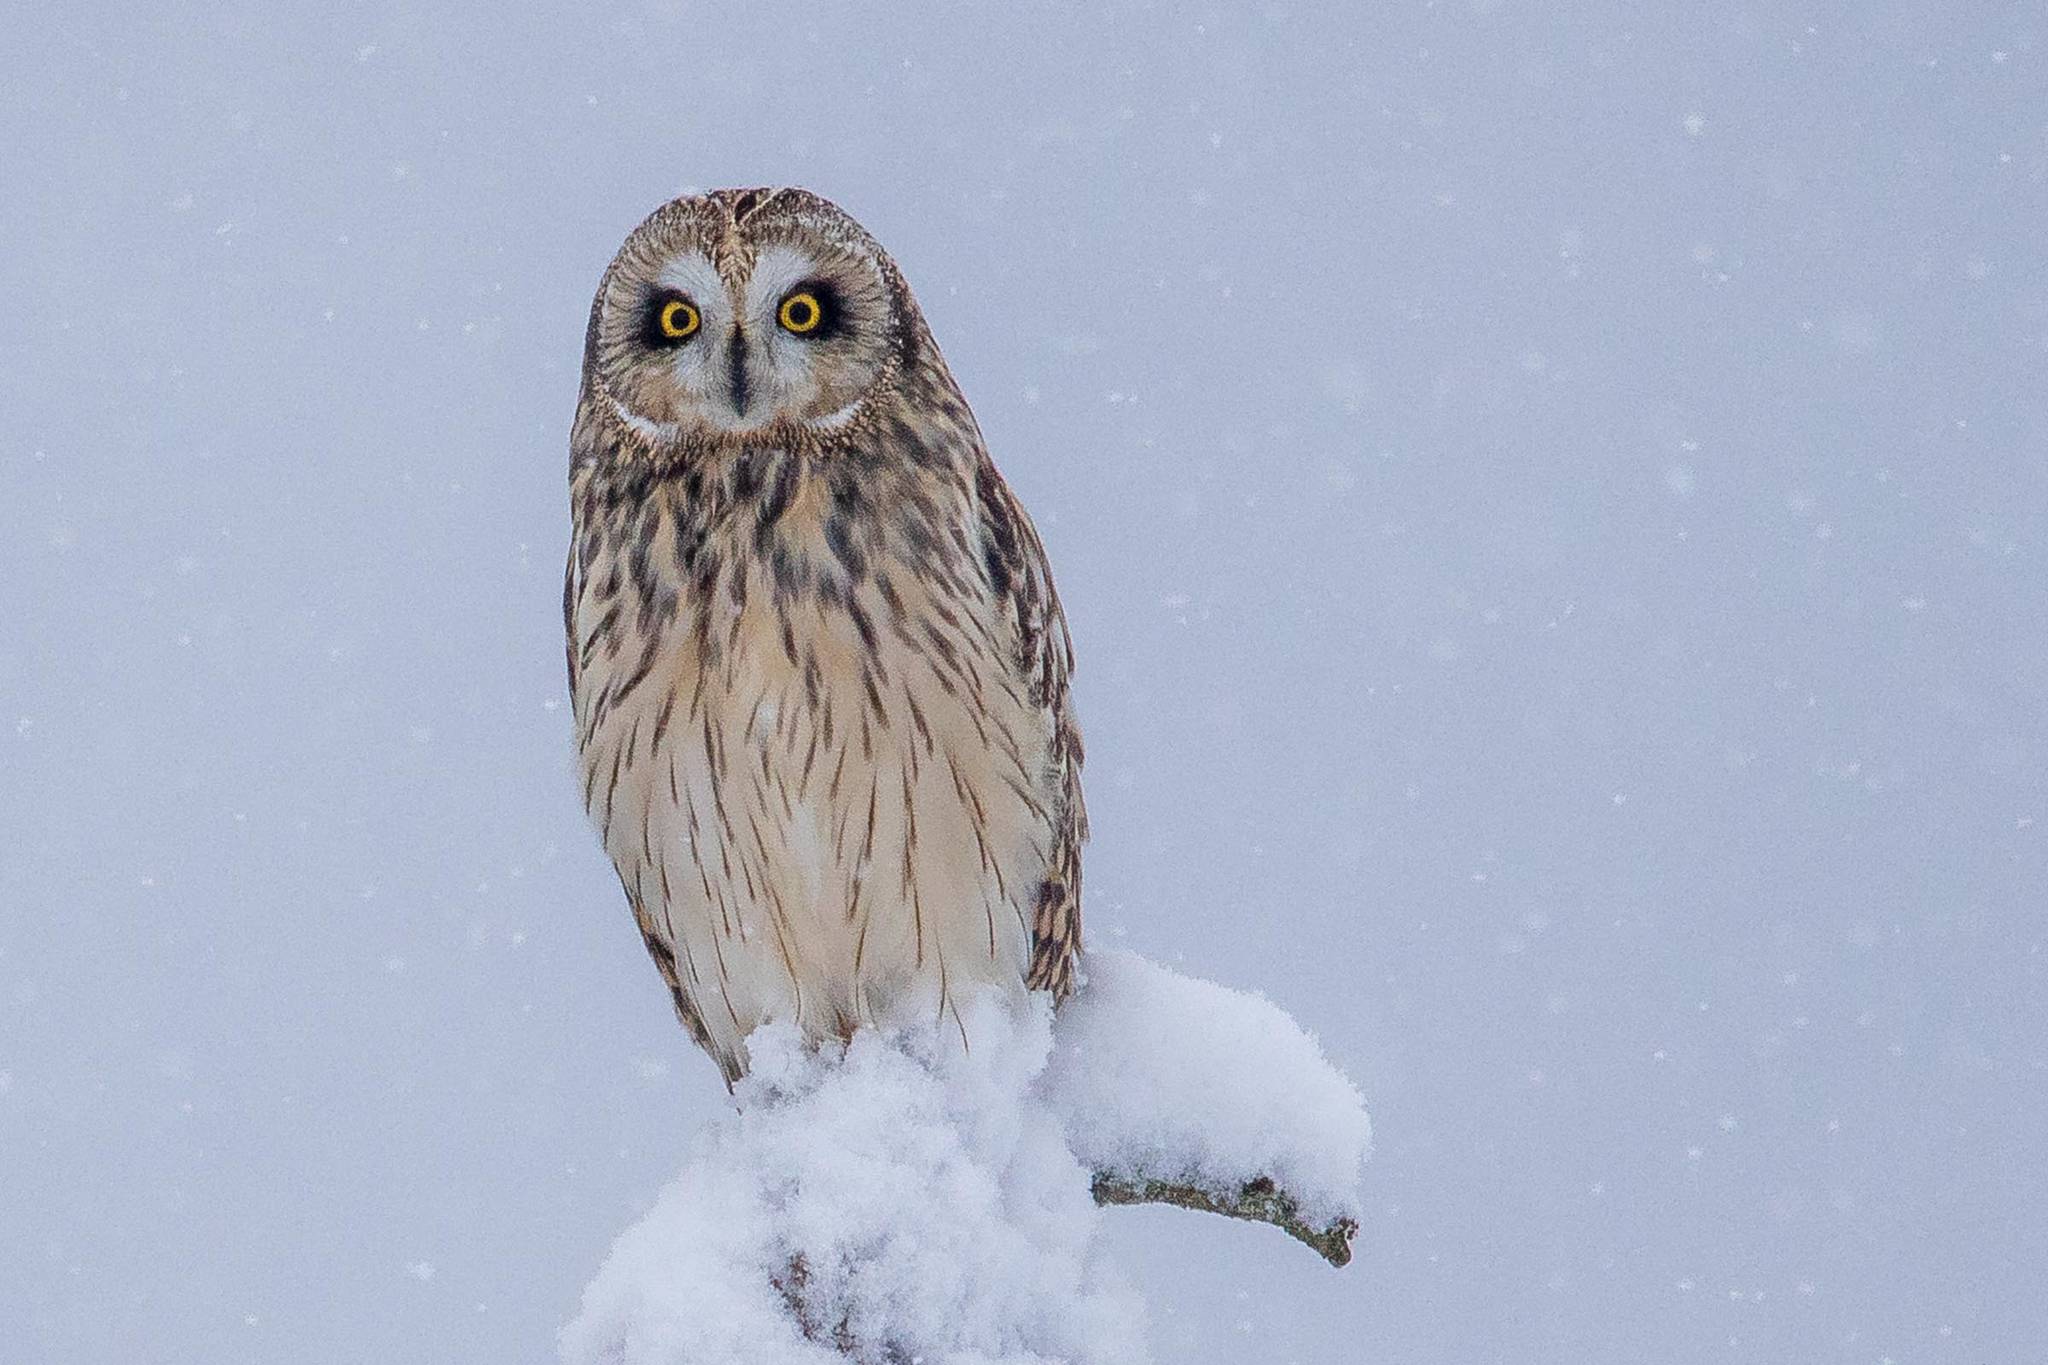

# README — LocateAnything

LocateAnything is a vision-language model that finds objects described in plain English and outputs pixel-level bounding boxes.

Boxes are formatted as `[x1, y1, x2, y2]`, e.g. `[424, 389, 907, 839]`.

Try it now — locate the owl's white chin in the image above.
[699, 397, 864, 437]
[699, 407, 771, 435]
[608, 394, 865, 445]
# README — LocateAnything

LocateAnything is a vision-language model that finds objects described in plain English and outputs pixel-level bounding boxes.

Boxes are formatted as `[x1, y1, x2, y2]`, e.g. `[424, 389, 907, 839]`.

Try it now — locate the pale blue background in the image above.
[4, 3, 2044, 1361]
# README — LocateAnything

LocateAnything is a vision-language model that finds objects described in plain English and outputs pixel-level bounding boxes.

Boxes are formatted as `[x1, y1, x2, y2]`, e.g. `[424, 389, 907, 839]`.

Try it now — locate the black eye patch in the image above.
[777, 279, 845, 340]
[642, 290, 701, 347]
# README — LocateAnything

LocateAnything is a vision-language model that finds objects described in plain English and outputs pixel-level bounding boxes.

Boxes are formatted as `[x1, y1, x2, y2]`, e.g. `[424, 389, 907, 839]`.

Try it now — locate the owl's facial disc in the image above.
[606, 238, 891, 441]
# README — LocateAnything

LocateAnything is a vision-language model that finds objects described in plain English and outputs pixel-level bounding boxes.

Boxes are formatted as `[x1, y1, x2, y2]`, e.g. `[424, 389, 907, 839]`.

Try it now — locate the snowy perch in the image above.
[1045, 951, 1367, 1270]
[562, 950, 1370, 1364]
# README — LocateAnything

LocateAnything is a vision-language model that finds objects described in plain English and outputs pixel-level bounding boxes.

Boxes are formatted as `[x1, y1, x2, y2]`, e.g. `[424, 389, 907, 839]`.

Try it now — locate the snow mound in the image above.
[561, 997, 1148, 1365]
[1042, 950, 1372, 1226]
[562, 954, 1368, 1364]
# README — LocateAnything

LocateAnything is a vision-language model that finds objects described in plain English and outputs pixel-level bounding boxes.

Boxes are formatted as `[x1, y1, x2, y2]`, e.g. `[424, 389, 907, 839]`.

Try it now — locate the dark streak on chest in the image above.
[572, 431, 991, 733]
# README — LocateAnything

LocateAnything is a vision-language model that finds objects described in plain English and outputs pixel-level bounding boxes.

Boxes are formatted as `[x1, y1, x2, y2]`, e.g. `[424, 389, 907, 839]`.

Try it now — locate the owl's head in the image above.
[580, 188, 919, 448]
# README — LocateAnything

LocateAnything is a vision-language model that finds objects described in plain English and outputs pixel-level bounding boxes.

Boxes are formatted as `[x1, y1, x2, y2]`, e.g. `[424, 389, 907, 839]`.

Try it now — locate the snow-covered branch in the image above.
[561, 951, 1370, 1364]
[1044, 950, 1370, 1271]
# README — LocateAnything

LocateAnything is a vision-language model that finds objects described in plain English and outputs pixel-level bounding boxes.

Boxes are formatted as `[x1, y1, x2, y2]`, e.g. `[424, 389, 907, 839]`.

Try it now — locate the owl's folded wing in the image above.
[975, 458, 1087, 999]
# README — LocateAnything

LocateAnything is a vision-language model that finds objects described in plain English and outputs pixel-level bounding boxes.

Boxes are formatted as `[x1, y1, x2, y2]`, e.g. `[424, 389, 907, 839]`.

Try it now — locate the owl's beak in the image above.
[726, 326, 752, 418]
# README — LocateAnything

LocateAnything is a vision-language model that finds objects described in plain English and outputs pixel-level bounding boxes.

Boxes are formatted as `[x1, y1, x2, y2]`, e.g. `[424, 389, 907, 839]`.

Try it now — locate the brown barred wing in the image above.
[975, 458, 1087, 1001]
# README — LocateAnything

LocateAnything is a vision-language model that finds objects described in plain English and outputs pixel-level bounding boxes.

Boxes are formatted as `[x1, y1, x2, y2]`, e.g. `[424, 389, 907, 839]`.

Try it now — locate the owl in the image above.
[565, 187, 1085, 1084]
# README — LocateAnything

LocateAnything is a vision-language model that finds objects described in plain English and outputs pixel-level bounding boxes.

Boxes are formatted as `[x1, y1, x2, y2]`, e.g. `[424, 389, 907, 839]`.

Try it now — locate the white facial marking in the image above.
[743, 245, 817, 318]
[740, 246, 827, 419]
[815, 398, 864, 429]
[656, 254, 727, 316]
[641, 252, 730, 416]
[610, 397, 678, 443]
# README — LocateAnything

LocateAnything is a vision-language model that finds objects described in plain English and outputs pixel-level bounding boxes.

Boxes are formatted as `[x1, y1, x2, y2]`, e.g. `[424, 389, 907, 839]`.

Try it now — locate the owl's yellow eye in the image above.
[778, 290, 824, 335]
[658, 298, 700, 340]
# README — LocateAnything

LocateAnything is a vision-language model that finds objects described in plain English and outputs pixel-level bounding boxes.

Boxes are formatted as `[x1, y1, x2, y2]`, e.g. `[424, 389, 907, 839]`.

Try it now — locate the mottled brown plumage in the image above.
[566, 188, 1084, 1082]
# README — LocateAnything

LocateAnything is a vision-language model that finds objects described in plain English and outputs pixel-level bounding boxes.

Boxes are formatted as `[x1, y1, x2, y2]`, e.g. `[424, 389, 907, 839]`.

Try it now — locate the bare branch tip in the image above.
[1089, 1171, 1358, 1270]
